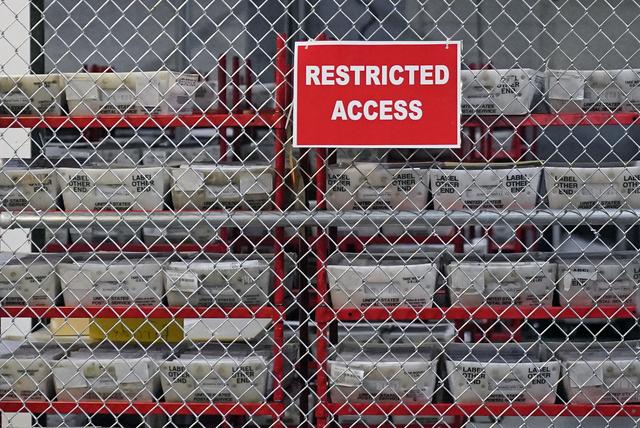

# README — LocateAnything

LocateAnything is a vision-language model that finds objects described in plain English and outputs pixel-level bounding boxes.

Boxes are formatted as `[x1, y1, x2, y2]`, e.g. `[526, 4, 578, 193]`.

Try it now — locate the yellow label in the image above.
[50, 318, 91, 336]
[89, 318, 184, 344]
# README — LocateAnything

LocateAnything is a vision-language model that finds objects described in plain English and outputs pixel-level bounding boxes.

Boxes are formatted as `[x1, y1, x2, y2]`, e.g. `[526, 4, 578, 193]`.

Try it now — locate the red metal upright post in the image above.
[271, 33, 288, 428]
[314, 146, 329, 428]
[232, 56, 242, 160]
[312, 32, 331, 428]
[245, 59, 256, 144]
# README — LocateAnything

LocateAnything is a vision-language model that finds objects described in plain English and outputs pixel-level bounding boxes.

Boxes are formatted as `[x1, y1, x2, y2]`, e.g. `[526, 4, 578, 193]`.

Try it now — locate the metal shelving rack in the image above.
[0, 401, 286, 417]
[3, 205, 640, 424]
[311, 112, 640, 427]
[6, 19, 640, 423]
[3, 32, 292, 426]
[0, 112, 281, 129]
[8, 1, 639, 428]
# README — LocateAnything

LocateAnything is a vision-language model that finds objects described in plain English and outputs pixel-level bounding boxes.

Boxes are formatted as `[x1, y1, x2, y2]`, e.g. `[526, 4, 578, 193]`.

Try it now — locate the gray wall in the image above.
[405, 0, 640, 70]
[43, 0, 286, 79]
[44, 0, 640, 73]
[43, 0, 640, 160]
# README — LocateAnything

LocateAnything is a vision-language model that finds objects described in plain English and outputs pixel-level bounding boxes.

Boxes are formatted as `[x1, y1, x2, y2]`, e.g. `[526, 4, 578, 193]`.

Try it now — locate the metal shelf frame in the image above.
[0, 305, 284, 319]
[1, 112, 635, 132]
[0, 401, 285, 416]
[321, 402, 640, 418]
[2, 208, 640, 229]
[0, 112, 282, 129]
[316, 306, 638, 322]
[462, 112, 640, 128]
[9, 19, 640, 424]
[7, 33, 292, 424]
[311, 110, 640, 427]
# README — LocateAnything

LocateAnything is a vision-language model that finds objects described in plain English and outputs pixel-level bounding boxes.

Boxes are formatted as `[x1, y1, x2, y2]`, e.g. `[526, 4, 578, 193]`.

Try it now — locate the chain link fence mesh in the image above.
[0, 1, 638, 428]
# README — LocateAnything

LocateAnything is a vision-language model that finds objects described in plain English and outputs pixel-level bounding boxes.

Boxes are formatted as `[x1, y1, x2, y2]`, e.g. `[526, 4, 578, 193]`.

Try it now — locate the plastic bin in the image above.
[56, 253, 165, 306]
[618, 69, 640, 112]
[53, 345, 164, 401]
[64, 72, 138, 115]
[142, 224, 219, 246]
[160, 344, 271, 402]
[139, 140, 219, 167]
[134, 70, 200, 115]
[326, 162, 430, 211]
[445, 343, 560, 404]
[0, 340, 64, 400]
[430, 162, 542, 211]
[545, 163, 640, 209]
[583, 70, 621, 112]
[547, 70, 586, 114]
[445, 253, 556, 307]
[328, 343, 438, 403]
[170, 163, 273, 210]
[46, 138, 143, 167]
[327, 253, 440, 309]
[557, 341, 640, 404]
[0, 253, 59, 306]
[0, 159, 60, 211]
[164, 254, 272, 307]
[461, 69, 545, 115]
[556, 252, 639, 306]
[58, 166, 168, 211]
[0, 74, 64, 115]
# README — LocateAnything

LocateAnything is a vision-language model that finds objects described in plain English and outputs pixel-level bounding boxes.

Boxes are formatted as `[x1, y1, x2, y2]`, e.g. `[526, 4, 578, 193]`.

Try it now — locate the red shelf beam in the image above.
[323, 402, 640, 418]
[337, 425, 447, 428]
[1, 112, 635, 130]
[0, 400, 284, 416]
[0, 112, 283, 129]
[1, 305, 633, 321]
[462, 112, 640, 128]
[43, 241, 229, 254]
[12, 400, 640, 419]
[319, 305, 638, 322]
[0, 305, 283, 319]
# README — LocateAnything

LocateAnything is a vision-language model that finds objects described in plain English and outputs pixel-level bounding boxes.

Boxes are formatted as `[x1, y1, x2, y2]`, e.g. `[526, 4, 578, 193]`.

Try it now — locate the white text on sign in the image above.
[305, 64, 450, 121]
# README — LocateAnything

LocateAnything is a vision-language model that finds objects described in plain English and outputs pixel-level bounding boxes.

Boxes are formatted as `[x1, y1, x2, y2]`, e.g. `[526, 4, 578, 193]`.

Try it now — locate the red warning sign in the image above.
[293, 41, 461, 148]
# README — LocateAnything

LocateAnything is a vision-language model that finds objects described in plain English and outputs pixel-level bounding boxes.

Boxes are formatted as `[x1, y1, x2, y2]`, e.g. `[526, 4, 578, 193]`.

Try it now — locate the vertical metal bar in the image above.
[29, 0, 45, 75]
[218, 55, 228, 159]
[481, 124, 492, 161]
[271, 33, 288, 428]
[231, 56, 241, 161]
[297, 235, 311, 428]
[312, 33, 331, 428]
[314, 146, 329, 428]
[232, 56, 241, 113]
[245, 59, 256, 149]
[29, 0, 47, 353]
[245, 59, 253, 108]
[217, 55, 231, 246]
[516, 124, 533, 252]
[176, 0, 191, 71]
[28, 7, 48, 428]
[513, 125, 524, 160]
[453, 232, 464, 253]
[476, 123, 491, 161]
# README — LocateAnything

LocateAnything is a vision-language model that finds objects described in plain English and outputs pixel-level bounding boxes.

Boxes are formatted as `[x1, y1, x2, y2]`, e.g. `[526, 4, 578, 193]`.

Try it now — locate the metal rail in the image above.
[3, 209, 640, 229]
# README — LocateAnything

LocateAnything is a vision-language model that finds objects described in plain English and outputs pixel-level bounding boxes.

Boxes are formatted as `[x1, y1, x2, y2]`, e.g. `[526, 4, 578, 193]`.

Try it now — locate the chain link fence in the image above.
[0, 1, 638, 428]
